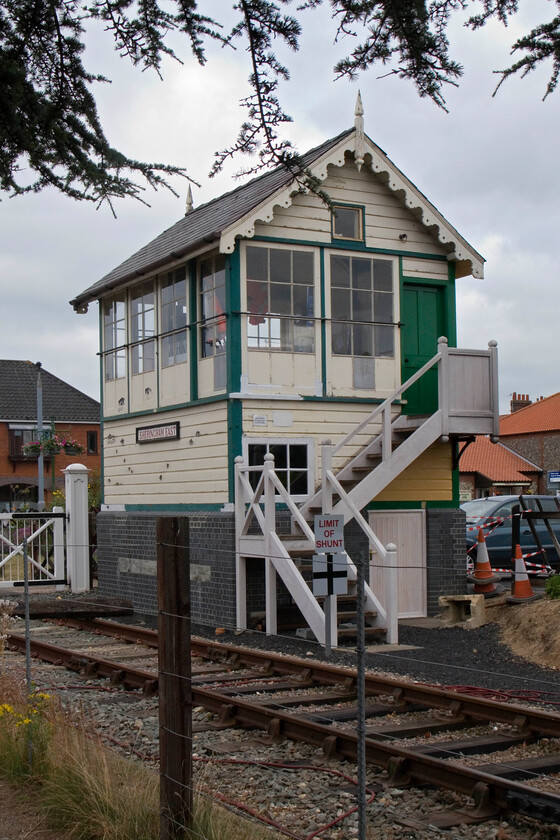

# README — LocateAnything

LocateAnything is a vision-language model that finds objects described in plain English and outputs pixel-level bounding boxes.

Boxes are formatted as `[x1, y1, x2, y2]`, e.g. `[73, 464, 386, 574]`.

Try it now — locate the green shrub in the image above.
[545, 575, 560, 599]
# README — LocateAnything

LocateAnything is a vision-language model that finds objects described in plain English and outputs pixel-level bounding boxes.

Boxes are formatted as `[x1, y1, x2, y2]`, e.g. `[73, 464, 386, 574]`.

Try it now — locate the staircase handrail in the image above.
[332, 337, 448, 456]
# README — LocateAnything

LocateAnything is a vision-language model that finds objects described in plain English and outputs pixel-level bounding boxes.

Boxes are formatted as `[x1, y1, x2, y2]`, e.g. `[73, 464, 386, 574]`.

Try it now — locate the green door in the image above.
[401, 284, 446, 415]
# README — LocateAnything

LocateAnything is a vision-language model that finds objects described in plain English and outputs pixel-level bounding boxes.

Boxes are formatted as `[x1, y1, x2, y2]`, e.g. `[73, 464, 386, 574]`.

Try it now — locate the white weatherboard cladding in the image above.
[402, 258, 449, 281]
[103, 402, 228, 505]
[241, 400, 393, 483]
[219, 132, 484, 280]
[251, 160, 447, 255]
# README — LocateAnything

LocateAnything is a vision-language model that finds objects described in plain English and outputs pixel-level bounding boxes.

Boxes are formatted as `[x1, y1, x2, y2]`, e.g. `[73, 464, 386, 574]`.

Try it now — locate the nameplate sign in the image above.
[136, 422, 180, 444]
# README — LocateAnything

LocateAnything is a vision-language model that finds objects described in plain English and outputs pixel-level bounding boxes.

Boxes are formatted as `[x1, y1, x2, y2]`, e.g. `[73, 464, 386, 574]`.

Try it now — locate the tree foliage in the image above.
[1, 0, 559, 207]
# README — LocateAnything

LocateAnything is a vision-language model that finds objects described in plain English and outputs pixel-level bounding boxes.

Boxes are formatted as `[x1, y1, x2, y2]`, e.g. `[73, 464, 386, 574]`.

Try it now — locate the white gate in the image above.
[369, 510, 427, 618]
[0, 510, 66, 588]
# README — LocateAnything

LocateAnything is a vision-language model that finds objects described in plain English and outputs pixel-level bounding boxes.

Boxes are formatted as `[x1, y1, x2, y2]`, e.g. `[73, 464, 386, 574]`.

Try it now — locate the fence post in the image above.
[384, 542, 399, 644]
[63, 463, 90, 592]
[52, 506, 65, 591]
[264, 453, 277, 636]
[157, 516, 193, 839]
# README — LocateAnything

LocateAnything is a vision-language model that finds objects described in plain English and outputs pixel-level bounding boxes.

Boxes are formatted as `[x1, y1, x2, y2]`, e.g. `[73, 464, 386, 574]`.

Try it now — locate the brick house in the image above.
[459, 434, 542, 500]
[71, 100, 499, 634]
[0, 360, 100, 510]
[499, 392, 560, 495]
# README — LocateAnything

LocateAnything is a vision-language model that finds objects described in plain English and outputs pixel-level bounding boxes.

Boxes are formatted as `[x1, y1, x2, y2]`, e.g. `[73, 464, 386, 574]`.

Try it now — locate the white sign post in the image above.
[314, 515, 346, 654]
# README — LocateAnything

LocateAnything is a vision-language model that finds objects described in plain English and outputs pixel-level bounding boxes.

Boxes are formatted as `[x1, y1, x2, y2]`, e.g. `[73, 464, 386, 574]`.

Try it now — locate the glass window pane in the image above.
[270, 444, 287, 469]
[161, 335, 174, 368]
[290, 444, 307, 468]
[175, 332, 187, 364]
[247, 247, 268, 281]
[352, 258, 371, 289]
[247, 280, 268, 321]
[331, 255, 350, 287]
[353, 324, 373, 356]
[332, 322, 351, 355]
[270, 249, 291, 284]
[353, 290, 372, 321]
[374, 292, 393, 323]
[334, 206, 361, 239]
[290, 470, 308, 495]
[331, 288, 351, 321]
[293, 285, 313, 318]
[270, 283, 291, 315]
[375, 325, 394, 358]
[293, 322, 314, 353]
[292, 251, 313, 284]
[373, 259, 393, 291]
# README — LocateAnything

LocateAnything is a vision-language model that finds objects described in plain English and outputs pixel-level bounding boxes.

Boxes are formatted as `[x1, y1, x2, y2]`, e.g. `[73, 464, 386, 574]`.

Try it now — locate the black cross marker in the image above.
[314, 553, 347, 595]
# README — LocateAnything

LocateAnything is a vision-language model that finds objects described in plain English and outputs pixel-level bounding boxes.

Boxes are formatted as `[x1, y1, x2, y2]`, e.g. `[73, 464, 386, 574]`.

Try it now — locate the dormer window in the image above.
[332, 205, 363, 241]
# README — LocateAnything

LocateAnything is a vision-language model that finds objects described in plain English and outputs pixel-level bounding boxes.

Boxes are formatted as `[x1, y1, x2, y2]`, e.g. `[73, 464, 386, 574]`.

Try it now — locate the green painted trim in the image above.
[226, 250, 242, 395]
[188, 259, 198, 401]
[227, 399, 243, 503]
[302, 395, 404, 405]
[446, 262, 457, 347]
[366, 499, 459, 510]
[98, 310, 105, 506]
[249, 234, 447, 262]
[319, 248, 327, 397]
[103, 393, 227, 422]
[122, 503, 226, 512]
[400, 275, 449, 287]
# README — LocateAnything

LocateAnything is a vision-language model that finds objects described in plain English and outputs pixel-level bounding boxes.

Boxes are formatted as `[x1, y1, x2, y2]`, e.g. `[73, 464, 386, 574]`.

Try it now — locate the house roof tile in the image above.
[500, 392, 560, 436]
[0, 360, 100, 423]
[460, 435, 541, 482]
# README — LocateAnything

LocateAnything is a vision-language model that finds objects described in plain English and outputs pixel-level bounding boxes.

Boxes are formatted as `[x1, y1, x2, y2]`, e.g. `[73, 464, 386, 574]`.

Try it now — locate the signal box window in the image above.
[332, 205, 363, 241]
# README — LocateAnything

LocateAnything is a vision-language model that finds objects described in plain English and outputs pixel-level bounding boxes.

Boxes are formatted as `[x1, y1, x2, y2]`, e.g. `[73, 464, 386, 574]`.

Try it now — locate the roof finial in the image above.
[354, 90, 365, 171]
[185, 184, 193, 215]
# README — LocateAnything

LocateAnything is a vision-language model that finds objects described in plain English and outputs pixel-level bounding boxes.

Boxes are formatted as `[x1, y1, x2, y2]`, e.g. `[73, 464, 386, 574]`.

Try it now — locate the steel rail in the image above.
[55, 618, 560, 738]
[7, 628, 560, 823]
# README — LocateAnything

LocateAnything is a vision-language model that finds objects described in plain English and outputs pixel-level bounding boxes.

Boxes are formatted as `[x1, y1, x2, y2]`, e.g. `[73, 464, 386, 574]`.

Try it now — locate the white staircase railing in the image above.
[234, 338, 499, 646]
[0, 509, 65, 588]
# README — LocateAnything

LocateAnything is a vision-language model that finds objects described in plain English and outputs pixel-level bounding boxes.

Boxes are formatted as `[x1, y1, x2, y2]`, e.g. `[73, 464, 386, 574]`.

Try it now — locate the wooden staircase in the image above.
[235, 338, 500, 646]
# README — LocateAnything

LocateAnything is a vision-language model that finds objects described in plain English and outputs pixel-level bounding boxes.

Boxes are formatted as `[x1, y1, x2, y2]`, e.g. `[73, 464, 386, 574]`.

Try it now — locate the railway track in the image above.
[7, 617, 560, 834]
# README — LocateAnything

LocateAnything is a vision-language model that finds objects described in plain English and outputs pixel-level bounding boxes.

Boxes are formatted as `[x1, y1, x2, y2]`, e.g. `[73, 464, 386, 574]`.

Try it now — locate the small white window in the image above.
[332, 205, 363, 241]
[245, 439, 313, 500]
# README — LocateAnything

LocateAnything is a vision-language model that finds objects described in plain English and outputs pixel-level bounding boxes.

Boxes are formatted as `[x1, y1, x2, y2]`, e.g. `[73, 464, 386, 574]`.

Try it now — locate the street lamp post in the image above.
[36, 362, 45, 511]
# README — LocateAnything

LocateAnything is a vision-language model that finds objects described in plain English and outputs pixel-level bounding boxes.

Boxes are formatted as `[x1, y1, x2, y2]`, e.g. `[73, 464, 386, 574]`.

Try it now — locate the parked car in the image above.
[462, 495, 560, 573]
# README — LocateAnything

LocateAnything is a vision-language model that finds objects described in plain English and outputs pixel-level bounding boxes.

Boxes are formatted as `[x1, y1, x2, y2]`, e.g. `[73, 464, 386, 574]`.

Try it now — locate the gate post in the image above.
[64, 463, 90, 592]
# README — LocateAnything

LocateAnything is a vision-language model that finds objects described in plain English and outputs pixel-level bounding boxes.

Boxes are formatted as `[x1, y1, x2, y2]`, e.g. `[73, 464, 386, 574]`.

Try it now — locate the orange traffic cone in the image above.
[467, 528, 502, 598]
[507, 544, 542, 604]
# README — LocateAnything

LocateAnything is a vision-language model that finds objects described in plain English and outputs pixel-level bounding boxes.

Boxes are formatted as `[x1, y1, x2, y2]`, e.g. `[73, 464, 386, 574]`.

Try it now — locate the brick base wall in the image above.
[96, 506, 466, 626]
[96, 510, 237, 628]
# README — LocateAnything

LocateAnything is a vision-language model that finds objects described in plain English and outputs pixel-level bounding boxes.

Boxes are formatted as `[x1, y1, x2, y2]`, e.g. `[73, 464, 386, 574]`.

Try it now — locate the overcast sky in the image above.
[1, 1, 557, 414]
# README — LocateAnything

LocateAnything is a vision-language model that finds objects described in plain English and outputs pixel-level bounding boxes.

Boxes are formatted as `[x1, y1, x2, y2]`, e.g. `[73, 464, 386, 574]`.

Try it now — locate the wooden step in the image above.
[337, 625, 387, 639]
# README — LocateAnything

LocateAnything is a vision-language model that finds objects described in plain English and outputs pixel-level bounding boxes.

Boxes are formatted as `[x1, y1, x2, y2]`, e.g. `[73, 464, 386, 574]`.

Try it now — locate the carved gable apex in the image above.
[219, 129, 484, 280]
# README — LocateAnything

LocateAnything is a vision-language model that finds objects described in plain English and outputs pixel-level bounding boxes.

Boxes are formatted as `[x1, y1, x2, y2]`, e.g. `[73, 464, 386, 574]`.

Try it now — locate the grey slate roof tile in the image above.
[0, 360, 100, 422]
[70, 129, 354, 310]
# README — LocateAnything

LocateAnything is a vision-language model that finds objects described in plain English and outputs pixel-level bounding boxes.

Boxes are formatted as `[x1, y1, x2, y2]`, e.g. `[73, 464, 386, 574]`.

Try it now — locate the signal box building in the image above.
[72, 101, 499, 640]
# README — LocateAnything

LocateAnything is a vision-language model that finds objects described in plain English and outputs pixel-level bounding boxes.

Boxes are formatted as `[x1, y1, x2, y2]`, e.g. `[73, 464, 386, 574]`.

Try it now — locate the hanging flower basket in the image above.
[59, 436, 84, 455]
[21, 440, 42, 456]
[41, 439, 60, 455]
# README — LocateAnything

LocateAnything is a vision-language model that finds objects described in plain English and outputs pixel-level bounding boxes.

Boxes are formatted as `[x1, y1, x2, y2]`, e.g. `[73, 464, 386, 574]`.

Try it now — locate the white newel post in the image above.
[52, 505, 65, 591]
[385, 542, 399, 645]
[264, 453, 277, 636]
[64, 463, 90, 593]
[234, 455, 247, 631]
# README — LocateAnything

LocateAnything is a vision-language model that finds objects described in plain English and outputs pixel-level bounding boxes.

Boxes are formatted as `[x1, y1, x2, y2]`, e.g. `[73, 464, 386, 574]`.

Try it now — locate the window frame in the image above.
[130, 281, 156, 376]
[103, 295, 126, 382]
[331, 204, 365, 243]
[244, 243, 316, 354]
[243, 437, 314, 501]
[160, 267, 188, 368]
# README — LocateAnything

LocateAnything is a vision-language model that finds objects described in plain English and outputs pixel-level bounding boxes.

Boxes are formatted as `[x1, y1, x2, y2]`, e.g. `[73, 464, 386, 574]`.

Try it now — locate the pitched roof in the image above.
[460, 435, 541, 482]
[70, 130, 353, 311]
[71, 124, 484, 312]
[0, 360, 100, 423]
[500, 393, 560, 436]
